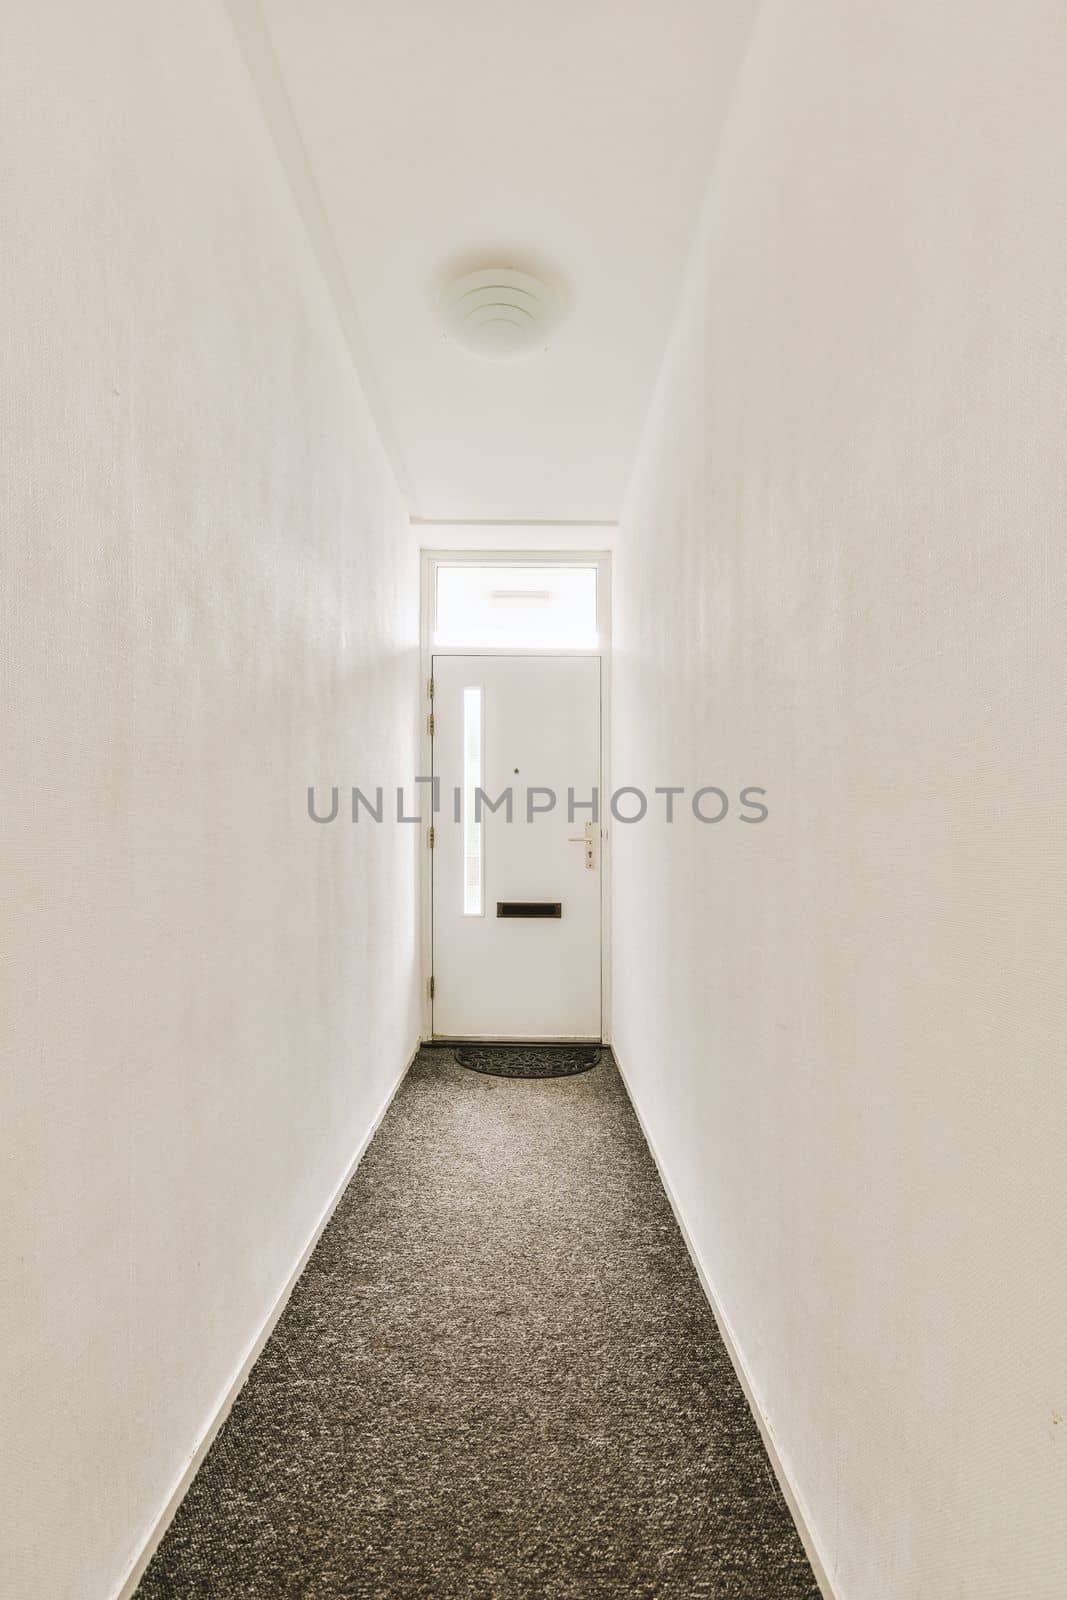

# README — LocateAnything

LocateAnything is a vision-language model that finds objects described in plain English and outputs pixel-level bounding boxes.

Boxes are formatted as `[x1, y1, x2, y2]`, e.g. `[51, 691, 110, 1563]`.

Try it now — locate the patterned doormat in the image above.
[453, 1043, 602, 1079]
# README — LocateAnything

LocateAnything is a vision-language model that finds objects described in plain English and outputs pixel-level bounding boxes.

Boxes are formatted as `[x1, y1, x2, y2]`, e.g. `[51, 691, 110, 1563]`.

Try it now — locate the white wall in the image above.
[412, 522, 617, 551]
[612, 4, 1067, 1598]
[0, 4, 419, 1596]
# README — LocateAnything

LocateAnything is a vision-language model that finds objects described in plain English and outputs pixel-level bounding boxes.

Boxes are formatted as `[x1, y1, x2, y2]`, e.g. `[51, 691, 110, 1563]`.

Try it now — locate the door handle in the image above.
[567, 823, 596, 869]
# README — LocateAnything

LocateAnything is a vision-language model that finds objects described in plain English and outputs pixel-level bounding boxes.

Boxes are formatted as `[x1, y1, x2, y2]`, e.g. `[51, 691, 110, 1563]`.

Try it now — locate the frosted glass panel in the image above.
[463, 686, 483, 916]
[435, 565, 598, 649]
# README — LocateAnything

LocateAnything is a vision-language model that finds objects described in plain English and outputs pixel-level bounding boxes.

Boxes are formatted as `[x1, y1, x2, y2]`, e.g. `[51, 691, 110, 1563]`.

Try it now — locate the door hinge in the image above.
[428, 825, 436, 849]
[428, 975, 435, 999]
[428, 675, 435, 701]
[427, 712, 435, 736]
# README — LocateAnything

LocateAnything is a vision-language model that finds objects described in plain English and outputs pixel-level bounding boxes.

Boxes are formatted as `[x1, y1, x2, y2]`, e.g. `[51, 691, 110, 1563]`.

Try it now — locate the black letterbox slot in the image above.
[496, 901, 562, 919]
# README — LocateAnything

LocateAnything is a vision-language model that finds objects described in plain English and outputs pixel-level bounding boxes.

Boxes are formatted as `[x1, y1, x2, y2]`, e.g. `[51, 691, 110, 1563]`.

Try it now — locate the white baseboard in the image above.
[611, 1043, 841, 1600]
[112, 1041, 420, 1600]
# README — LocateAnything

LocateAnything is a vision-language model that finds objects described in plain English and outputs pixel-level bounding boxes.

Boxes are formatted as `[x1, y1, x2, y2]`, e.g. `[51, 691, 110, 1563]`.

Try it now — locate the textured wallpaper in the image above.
[612, 3, 1067, 1596]
[0, 4, 420, 1595]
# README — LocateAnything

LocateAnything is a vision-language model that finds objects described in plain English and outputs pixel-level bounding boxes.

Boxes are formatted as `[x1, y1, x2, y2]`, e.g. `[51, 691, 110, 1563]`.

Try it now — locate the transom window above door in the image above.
[433, 563, 599, 650]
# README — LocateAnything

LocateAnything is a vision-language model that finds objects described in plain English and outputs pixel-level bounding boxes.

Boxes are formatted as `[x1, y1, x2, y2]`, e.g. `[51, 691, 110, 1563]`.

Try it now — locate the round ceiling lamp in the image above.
[440, 265, 563, 360]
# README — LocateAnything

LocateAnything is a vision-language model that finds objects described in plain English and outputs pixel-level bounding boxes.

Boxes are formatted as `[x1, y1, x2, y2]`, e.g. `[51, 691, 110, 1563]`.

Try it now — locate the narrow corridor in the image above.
[136, 1050, 818, 1598]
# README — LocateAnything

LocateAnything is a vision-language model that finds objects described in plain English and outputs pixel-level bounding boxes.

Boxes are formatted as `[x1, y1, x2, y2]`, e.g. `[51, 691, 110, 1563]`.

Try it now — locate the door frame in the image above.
[418, 548, 612, 1044]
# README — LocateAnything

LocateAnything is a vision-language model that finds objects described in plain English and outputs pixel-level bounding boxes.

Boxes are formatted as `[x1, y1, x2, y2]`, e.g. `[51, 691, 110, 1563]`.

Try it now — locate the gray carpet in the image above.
[136, 1047, 820, 1599]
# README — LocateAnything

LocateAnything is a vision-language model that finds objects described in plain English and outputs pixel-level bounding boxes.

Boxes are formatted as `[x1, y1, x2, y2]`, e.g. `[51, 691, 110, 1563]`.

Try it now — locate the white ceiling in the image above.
[258, 0, 757, 523]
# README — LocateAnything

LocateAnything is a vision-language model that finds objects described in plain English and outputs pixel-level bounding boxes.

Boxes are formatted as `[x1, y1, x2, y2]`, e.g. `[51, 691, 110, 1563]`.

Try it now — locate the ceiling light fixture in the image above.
[440, 265, 563, 360]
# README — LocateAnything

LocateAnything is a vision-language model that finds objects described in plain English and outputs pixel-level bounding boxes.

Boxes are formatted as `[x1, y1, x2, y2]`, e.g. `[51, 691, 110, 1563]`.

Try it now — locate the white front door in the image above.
[431, 654, 602, 1040]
